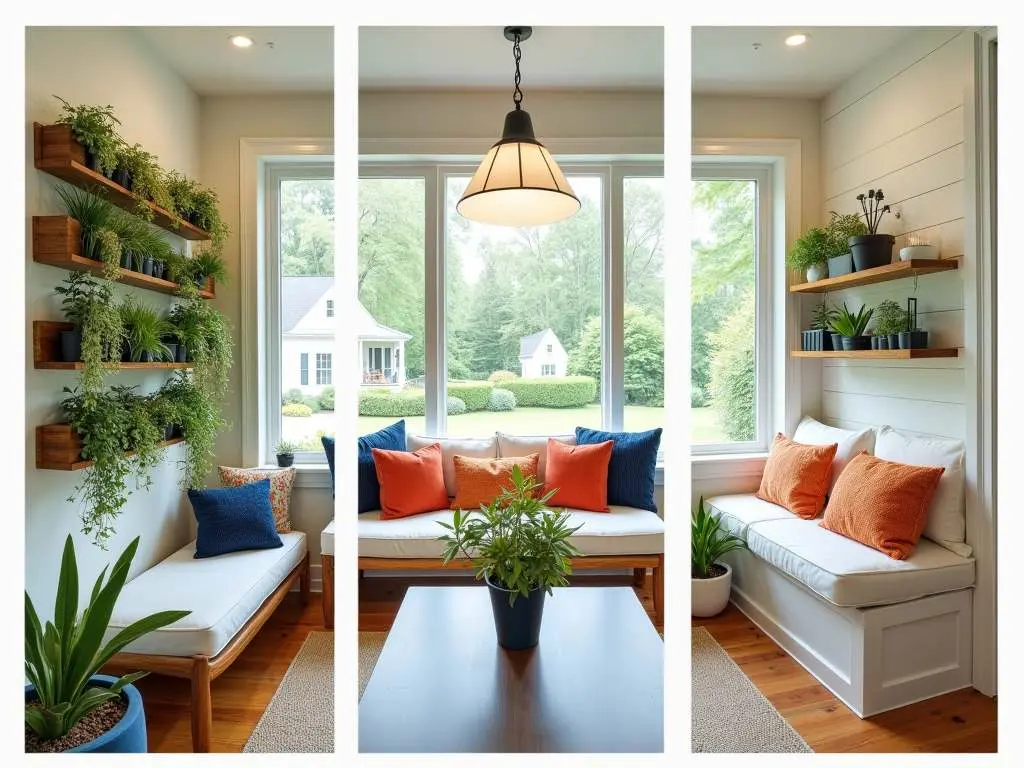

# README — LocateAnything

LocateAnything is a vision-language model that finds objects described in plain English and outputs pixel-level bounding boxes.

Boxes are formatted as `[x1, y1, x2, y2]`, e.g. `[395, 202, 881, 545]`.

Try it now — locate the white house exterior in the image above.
[357, 303, 411, 389]
[519, 328, 568, 378]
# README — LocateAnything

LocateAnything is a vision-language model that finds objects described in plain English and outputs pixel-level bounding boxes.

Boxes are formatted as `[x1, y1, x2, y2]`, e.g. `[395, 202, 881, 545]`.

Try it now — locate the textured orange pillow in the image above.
[450, 453, 540, 510]
[372, 443, 449, 520]
[757, 433, 838, 519]
[543, 438, 613, 512]
[820, 451, 945, 560]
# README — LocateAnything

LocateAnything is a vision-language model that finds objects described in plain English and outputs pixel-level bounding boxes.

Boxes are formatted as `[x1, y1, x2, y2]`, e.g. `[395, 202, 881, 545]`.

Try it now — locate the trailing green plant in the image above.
[54, 96, 122, 176]
[111, 385, 164, 490]
[25, 534, 189, 743]
[829, 301, 874, 337]
[163, 171, 198, 222]
[165, 250, 198, 293]
[438, 466, 583, 606]
[787, 226, 831, 271]
[54, 273, 123, 402]
[168, 300, 233, 401]
[190, 185, 230, 259]
[165, 372, 228, 489]
[692, 497, 747, 579]
[119, 297, 172, 361]
[810, 300, 837, 331]
[873, 299, 909, 336]
[115, 143, 174, 217]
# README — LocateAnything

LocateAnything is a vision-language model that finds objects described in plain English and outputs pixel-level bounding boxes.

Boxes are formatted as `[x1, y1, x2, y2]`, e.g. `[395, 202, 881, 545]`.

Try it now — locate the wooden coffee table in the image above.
[359, 585, 663, 753]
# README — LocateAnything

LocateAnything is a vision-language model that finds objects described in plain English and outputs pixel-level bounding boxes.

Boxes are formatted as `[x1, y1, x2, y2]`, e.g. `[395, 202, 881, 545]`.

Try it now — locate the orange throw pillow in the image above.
[757, 433, 838, 519]
[372, 443, 449, 520]
[451, 453, 540, 510]
[820, 451, 945, 560]
[543, 438, 613, 512]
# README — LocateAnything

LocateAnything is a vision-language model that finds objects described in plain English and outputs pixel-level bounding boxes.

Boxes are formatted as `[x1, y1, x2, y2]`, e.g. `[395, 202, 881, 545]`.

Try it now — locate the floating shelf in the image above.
[36, 423, 184, 471]
[33, 321, 194, 370]
[791, 349, 960, 359]
[33, 123, 211, 241]
[790, 258, 960, 294]
[33, 216, 215, 299]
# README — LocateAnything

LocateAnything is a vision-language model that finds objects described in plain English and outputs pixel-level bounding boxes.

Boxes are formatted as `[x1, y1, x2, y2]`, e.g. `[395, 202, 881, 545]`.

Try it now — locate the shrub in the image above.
[504, 376, 597, 408]
[691, 382, 708, 408]
[358, 389, 426, 417]
[488, 388, 517, 412]
[283, 403, 313, 418]
[488, 370, 519, 384]
[318, 386, 335, 411]
[282, 388, 305, 405]
[301, 396, 321, 413]
[447, 381, 492, 411]
[447, 396, 467, 415]
[709, 293, 755, 442]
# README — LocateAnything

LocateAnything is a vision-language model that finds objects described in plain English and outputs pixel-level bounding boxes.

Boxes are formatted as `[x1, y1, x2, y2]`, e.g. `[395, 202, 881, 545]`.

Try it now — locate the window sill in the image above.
[655, 463, 664, 487]
[691, 452, 768, 482]
[259, 464, 333, 489]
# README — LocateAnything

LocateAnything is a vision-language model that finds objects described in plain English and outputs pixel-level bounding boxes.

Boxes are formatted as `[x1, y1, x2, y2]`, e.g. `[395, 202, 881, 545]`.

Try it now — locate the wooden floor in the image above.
[359, 572, 662, 632]
[695, 605, 998, 753]
[134, 593, 323, 753]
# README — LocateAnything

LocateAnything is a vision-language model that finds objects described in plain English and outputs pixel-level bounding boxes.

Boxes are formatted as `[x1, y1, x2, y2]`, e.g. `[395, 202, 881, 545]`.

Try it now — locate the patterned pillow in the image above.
[218, 466, 297, 532]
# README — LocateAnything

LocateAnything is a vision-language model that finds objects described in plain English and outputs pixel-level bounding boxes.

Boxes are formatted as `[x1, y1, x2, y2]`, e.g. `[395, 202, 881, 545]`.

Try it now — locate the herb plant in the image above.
[119, 297, 172, 361]
[826, 210, 868, 250]
[692, 497, 747, 579]
[873, 299, 909, 336]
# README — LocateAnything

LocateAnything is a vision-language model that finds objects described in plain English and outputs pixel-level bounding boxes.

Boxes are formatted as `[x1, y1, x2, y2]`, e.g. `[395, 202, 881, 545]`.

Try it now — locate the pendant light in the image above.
[457, 26, 580, 227]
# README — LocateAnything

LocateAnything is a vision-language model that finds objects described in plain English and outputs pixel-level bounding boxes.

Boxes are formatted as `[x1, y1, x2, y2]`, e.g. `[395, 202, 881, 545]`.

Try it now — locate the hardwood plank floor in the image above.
[134, 592, 325, 753]
[695, 605, 997, 753]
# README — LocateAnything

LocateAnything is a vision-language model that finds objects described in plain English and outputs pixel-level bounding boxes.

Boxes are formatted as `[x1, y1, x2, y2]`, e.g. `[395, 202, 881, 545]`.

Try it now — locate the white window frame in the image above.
[690, 161, 774, 456]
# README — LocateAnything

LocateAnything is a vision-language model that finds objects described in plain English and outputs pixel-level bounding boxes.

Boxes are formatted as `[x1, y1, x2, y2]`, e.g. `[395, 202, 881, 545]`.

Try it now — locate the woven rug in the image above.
[358, 631, 388, 700]
[243, 631, 334, 753]
[692, 626, 812, 753]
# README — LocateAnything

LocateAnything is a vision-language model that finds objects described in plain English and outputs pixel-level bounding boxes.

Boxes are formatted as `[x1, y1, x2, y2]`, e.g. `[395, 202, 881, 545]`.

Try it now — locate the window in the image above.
[326, 299, 334, 317]
[300, 353, 309, 386]
[359, 161, 663, 449]
[691, 162, 771, 453]
[316, 353, 332, 385]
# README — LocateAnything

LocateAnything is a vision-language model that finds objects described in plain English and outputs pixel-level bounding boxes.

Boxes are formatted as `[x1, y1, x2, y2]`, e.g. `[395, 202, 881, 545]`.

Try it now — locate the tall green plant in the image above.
[873, 299, 909, 335]
[692, 497, 747, 579]
[829, 302, 874, 337]
[54, 97, 123, 176]
[119, 297, 172, 361]
[438, 466, 583, 606]
[25, 535, 189, 742]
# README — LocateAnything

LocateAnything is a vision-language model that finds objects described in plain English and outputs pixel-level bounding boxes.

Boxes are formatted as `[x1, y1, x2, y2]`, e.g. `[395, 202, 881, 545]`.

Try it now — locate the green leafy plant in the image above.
[54, 97, 122, 176]
[52, 185, 124, 281]
[826, 210, 868, 252]
[275, 440, 298, 455]
[168, 300, 233, 402]
[111, 385, 165, 490]
[115, 143, 174, 217]
[163, 171, 197, 226]
[873, 299, 909, 335]
[438, 466, 583, 606]
[810, 300, 837, 331]
[54, 273, 123, 402]
[829, 302, 874, 337]
[190, 185, 230, 259]
[159, 372, 227, 489]
[119, 297, 172, 361]
[192, 250, 229, 286]
[283, 403, 312, 417]
[787, 226, 831, 271]
[25, 535, 189, 743]
[692, 497, 747, 579]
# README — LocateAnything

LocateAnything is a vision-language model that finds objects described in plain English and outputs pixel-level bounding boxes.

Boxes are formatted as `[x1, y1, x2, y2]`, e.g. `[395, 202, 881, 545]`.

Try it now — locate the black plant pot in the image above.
[171, 424, 184, 439]
[113, 169, 132, 189]
[849, 234, 896, 271]
[175, 344, 188, 363]
[877, 335, 890, 350]
[827, 252, 854, 278]
[122, 346, 154, 363]
[60, 328, 83, 362]
[153, 262, 165, 280]
[120, 251, 132, 270]
[870, 335, 880, 350]
[485, 573, 546, 650]
[899, 330, 929, 350]
[142, 257, 154, 277]
[887, 333, 900, 350]
[164, 343, 178, 362]
[163, 424, 175, 441]
[830, 333, 844, 351]
[276, 453, 295, 468]
[841, 335, 871, 351]
[84, 150, 104, 175]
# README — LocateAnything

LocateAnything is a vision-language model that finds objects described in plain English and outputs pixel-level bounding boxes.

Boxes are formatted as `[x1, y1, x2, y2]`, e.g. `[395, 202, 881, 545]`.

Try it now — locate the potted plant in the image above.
[25, 535, 189, 753]
[53, 185, 125, 282]
[53, 273, 124, 394]
[54, 97, 123, 178]
[438, 466, 582, 650]
[192, 250, 229, 290]
[164, 171, 199, 224]
[872, 299, 907, 350]
[159, 371, 227, 490]
[825, 211, 868, 278]
[898, 297, 929, 349]
[114, 143, 175, 217]
[275, 440, 298, 467]
[829, 301, 874, 351]
[787, 226, 830, 283]
[692, 497, 747, 617]
[119, 297, 172, 362]
[803, 300, 837, 351]
[850, 188, 895, 271]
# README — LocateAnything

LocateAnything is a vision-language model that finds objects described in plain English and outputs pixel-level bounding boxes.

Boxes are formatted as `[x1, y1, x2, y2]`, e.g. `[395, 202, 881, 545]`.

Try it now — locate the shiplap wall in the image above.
[817, 29, 971, 441]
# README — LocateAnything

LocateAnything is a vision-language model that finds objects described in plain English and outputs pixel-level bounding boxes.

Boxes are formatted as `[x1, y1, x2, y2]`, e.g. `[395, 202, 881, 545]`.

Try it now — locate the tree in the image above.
[281, 179, 335, 276]
[570, 306, 664, 406]
[708, 291, 755, 441]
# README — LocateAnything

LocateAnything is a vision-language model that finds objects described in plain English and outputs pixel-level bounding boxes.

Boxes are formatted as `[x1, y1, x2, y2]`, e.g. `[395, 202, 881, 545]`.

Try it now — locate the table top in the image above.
[359, 585, 664, 753]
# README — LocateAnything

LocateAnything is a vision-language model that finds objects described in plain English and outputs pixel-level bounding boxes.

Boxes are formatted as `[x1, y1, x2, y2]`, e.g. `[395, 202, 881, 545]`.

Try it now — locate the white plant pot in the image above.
[691, 562, 733, 617]
[806, 263, 828, 282]
[899, 244, 938, 261]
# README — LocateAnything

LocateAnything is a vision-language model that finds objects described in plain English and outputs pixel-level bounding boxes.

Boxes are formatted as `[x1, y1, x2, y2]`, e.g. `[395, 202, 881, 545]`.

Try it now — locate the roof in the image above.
[357, 303, 411, 341]
[282, 276, 334, 332]
[519, 328, 557, 358]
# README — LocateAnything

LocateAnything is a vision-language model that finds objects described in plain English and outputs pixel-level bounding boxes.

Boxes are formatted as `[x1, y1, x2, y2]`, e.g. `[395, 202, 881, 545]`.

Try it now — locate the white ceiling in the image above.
[135, 27, 333, 95]
[359, 26, 664, 89]
[692, 27, 918, 98]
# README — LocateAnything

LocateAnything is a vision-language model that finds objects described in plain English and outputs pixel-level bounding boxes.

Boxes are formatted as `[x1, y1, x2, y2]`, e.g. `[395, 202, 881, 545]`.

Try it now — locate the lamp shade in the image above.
[457, 109, 580, 227]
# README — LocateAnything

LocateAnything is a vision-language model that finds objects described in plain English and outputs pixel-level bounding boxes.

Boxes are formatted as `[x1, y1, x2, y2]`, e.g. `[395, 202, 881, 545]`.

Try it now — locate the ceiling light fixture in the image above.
[230, 35, 254, 48]
[457, 26, 580, 227]
[785, 34, 808, 47]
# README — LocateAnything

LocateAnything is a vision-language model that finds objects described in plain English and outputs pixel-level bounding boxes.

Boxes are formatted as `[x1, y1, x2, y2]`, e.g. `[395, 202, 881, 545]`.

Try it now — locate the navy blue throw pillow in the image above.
[321, 435, 335, 496]
[188, 479, 283, 558]
[575, 427, 662, 513]
[358, 419, 406, 513]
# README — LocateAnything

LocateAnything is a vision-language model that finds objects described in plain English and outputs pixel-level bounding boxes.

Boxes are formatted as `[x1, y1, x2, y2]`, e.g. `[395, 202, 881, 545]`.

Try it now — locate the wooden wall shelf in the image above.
[33, 216, 215, 299]
[33, 321, 194, 370]
[791, 348, 960, 359]
[789, 258, 960, 294]
[36, 423, 184, 471]
[33, 123, 211, 241]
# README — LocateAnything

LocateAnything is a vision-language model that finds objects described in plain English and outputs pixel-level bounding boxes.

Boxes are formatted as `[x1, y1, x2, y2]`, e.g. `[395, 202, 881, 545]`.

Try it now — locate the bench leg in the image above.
[652, 555, 664, 628]
[190, 656, 212, 753]
[633, 567, 646, 589]
[300, 553, 311, 606]
[322, 554, 334, 629]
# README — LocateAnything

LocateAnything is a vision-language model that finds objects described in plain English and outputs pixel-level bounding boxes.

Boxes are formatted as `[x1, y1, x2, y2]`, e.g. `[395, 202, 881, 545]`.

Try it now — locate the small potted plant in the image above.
[692, 497, 747, 617]
[438, 466, 583, 650]
[787, 226, 831, 283]
[275, 440, 298, 467]
[829, 301, 874, 351]
[850, 188, 895, 271]
[54, 97, 123, 178]
[803, 300, 837, 351]
[825, 211, 868, 278]
[192, 250, 229, 290]
[119, 297, 172, 362]
[53, 272, 124, 371]
[25, 535, 190, 753]
[898, 297, 928, 349]
[872, 299, 907, 350]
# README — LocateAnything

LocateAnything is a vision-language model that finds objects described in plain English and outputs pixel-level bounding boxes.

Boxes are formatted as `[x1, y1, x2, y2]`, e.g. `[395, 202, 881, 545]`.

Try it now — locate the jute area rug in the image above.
[243, 631, 334, 753]
[692, 626, 812, 753]
[358, 632, 388, 701]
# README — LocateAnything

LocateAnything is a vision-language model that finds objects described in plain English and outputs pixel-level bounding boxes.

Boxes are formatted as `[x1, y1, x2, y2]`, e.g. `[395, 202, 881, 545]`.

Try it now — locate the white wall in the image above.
[25, 28, 201, 610]
[282, 336, 334, 394]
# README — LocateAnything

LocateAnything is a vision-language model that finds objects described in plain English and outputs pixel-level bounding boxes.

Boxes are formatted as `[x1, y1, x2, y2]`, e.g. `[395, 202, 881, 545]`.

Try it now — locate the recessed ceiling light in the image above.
[230, 35, 254, 48]
[785, 34, 808, 47]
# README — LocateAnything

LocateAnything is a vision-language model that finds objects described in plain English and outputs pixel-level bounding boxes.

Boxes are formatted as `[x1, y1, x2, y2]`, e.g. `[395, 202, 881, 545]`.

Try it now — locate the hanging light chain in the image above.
[512, 32, 523, 110]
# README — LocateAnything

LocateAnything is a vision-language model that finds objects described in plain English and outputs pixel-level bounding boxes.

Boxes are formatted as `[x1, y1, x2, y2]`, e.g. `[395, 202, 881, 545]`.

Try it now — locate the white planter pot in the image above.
[806, 263, 828, 282]
[691, 562, 733, 617]
[899, 244, 938, 261]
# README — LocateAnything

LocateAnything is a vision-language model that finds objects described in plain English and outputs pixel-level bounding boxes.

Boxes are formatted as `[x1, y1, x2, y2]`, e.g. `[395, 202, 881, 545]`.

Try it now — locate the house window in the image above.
[316, 353, 332, 385]
[546, 344, 553, 353]
[691, 162, 771, 454]
[300, 353, 309, 386]
[326, 299, 334, 318]
[541, 364, 556, 376]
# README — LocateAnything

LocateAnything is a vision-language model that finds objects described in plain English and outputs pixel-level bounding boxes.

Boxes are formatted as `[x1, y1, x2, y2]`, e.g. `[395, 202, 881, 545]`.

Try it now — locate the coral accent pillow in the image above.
[543, 439, 613, 512]
[372, 442, 449, 520]
[820, 452, 945, 560]
[756, 433, 838, 519]
[218, 466, 296, 533]
[450, 453, 540, 511]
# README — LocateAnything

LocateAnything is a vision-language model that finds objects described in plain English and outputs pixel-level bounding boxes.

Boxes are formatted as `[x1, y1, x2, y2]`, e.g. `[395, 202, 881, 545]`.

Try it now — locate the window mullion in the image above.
[424, 167, 445, 435]
[605, 166, 624, 431]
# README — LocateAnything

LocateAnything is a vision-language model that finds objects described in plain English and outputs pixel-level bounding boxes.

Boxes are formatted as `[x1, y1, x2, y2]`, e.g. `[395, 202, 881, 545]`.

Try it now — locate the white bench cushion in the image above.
[705, 494, 796, 537]
[358, 506, 663, 559]
[745, 518, 974, 607]
[321, 520, 335, 557]
[106, 532, 307, 657]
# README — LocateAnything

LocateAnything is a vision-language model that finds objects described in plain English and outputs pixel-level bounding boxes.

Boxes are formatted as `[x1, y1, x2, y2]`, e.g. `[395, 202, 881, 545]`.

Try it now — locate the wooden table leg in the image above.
[633, 567, 646, 589]
[322, 554, 334, 629]
[652, 554, 665, 628]
[190, 656, 212, 753]
[300, 553, 311, 606]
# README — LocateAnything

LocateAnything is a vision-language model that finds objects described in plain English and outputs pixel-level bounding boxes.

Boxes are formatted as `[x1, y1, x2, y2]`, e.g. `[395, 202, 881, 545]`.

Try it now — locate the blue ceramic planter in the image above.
[25, 675, 147, 753]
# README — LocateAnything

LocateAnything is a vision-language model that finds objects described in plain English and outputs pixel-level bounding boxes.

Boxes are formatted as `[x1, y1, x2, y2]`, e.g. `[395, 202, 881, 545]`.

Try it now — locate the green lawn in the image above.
[691, 406, 727, 444]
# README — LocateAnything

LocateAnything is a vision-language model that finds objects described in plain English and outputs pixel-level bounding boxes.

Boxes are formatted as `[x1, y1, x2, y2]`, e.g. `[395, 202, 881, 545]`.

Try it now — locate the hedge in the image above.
[488, 370, 519, 384]
[358, 389, 425, 417]
[318, 386, 334, 411]
[282, 403, 313, 418]
[488, 388, 517, 411]
[504, 376, 597, 408]
[282, 388, 305, 405]
[447, 396, 467, 415]
[447, 381, 492, 412]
